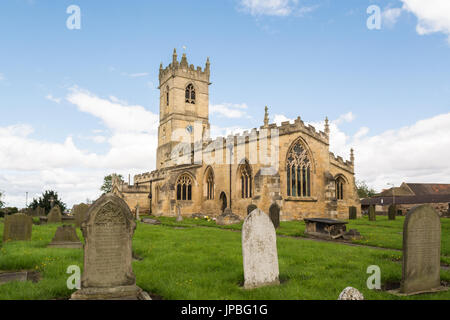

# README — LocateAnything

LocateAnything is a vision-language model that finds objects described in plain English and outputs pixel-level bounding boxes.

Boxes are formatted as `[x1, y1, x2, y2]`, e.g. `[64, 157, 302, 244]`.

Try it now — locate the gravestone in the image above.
[388, 204, 396, 220]
[338, 287, 364, 300]
[400, 205, 441, 294]
[2, 213, 32, 242]
[74, 203, 89, 228]
[47, 206, 62, 223]
[71, 193, 150, 300]
[368, 205, 376, 221]
[135, 205, 140, 221]
[36, 206, 45, 217]
[269, 203, 280, 229]
[242, 208, 279, 289]
[175, 205, 183, 222]
[247, 204, 257, 216]
[216, 208, 241, 225]
[48, 225, 82, 248]
[348, 206, 357, 220]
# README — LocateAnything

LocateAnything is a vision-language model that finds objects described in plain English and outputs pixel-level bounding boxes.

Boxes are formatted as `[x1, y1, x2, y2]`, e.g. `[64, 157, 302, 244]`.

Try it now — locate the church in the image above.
[112, 49, 361, 221]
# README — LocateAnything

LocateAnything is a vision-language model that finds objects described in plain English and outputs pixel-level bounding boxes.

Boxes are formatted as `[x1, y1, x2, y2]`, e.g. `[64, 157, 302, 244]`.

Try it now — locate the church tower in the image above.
[156, 49, 211, 169]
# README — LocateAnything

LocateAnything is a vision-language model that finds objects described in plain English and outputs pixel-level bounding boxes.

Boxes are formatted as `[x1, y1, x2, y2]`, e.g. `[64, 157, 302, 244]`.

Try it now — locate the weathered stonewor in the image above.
[269, 203, 280, 229]
[368, 205, 376, 221]
[175, 205, 183, 222]
[388, 204, 396, 220]
[216, 208, 241, 225]
[47, 225, 82, 249]
[47, 206, 62, 223]
[74, 203, 89, 228]
[71, 193, 150, 300]
[400, 205, 441, 294]
[2, 213, 33, 242]
[242, 208, 279, 289]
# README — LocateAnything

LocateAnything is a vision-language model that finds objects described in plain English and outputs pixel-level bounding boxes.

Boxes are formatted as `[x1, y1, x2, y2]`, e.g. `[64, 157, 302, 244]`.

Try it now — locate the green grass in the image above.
[0, 219, 449, 300]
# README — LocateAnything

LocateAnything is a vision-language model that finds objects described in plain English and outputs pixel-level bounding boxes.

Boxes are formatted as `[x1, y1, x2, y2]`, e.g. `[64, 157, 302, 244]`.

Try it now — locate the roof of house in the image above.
[361, 183, 450, 206]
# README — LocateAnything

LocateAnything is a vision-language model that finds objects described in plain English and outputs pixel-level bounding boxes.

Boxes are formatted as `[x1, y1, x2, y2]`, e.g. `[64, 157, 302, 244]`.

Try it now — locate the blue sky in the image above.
[1, 0, 449, 208]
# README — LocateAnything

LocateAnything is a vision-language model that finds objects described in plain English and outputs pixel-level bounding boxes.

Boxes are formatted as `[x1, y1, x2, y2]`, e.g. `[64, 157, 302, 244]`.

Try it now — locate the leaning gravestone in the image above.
[388, 204, 396, 220]
[48, 225, 82, 248]
[242, 209, 279, 289]
[71, 193, 150, 300]
[47, 206, 62, 223]
[74, 203, 89, 228]
[269, 203, 280, 229]
[400, 205, 441, 294]
[3, 213, 32, 242]
[348, 206, 357, 220]
[368, 205, 376, 221]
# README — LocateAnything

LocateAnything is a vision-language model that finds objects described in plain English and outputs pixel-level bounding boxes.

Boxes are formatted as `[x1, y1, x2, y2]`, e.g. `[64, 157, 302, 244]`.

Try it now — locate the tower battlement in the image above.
[159, 49, 210, 87]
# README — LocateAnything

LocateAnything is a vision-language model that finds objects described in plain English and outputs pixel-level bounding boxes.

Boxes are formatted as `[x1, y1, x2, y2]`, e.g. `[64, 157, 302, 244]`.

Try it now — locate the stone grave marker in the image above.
[2, 213, 32, 242]
[348, 206, 357, 220]
[48, 225, 82, 248]
[368, 205, 376, 221]
[47, 205, 62, 223]
[135, 204, 140, 221]
[175, 205, 183, 222]
[400, 205, 441, 294]
[74, 203, 89, 228]
[269, 203, 280, 229]
[71, 193, 150, 300]
[216, 208, 241, 225]
[242, 208, 279, 289]
[247, 204, 257, 216]
[388, 204, 396, 220]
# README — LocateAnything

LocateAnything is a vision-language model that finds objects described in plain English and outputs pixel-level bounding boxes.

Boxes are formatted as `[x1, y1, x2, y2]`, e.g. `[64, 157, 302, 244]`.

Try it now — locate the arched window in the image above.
[185, 84, 195, 104]
[240, 162, 252, 199]
[166, 86, 169, 106]
[335, 177, 345, 200]
[286, 140, 311, 197]
[206, 169, 214, 200]
[176, 174, 193, 201]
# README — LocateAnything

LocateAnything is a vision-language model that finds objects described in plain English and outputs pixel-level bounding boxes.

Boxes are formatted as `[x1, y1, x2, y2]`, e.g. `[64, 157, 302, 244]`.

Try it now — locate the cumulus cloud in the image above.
[45, 94, 62, 104]
[210, 103, 250, 119]
[238, 0, 317, 17]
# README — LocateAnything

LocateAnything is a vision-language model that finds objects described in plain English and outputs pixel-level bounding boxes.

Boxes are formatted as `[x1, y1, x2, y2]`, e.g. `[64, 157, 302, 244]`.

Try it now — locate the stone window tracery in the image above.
[286, 140, 311, 197]
[185, 84, 195, 104]
[176, 174, 192, 201]
[240, 163, 252, 199]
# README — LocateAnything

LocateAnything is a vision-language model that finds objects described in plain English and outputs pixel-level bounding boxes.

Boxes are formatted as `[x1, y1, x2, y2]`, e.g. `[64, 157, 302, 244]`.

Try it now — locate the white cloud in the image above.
[121, 72, 149, 78]
[0, 73, 5, 81]
[382, 7, 403, 28]
[210, 103, 250, 119]
[45, 94, 62, 104]
[239, 0, 317, 17]
[333, 111, 355, 125]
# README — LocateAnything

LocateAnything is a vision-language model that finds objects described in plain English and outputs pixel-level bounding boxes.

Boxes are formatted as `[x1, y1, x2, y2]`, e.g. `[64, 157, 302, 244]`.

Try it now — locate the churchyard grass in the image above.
[0, 220, 449, 300]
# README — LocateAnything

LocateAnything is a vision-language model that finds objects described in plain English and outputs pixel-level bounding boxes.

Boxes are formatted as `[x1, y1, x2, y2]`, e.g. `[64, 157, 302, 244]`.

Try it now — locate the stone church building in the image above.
[112, 50, 360, 221]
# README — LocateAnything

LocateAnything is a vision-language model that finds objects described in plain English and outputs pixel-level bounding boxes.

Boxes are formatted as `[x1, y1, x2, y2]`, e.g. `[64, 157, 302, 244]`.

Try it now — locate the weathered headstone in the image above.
[48, 225, 82, 248]
[216, 208, 241, 225]
[400, 205, 441, 294]
[135, 205, 140, 221]
[74, 203, 89, 228]
[338, 287, 364, 300]
[2, 213, 32, 242]
[71, 193, 150, 300]
[348, 206, 357, 220]
[175, 205, 183, 222]
[368, 205, 376, 221]
[242, 209, 279, 289]
[47, 205, 62, 223]
[247, 204, 257, 216]
[269, 203, 280, 229]
[36, 206, 45, 217]
[388, 204, 396, 220]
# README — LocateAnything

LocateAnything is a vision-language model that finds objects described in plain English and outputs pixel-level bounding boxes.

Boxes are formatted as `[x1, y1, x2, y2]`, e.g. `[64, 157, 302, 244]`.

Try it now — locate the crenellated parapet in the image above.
[329, 151, 354, 173]
[159, 49, 210, 87]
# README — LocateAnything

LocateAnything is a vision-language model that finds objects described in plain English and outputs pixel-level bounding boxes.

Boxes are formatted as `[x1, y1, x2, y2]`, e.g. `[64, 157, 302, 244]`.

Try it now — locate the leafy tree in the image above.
[356, 180, 377, 198]
[101, 174, 123, 194]
[28, 190, 67, 215]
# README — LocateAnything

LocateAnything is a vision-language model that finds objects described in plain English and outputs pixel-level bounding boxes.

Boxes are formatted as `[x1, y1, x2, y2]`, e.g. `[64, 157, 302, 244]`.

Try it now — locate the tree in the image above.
[0, 191, 4, 209]
[101, 174, 123, 194]
[28, 190, 67, 215]
[356, 180, 377, 198]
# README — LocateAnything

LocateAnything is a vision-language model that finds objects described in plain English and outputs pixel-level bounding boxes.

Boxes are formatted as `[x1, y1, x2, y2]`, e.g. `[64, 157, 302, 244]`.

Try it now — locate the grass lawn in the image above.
[0, 217, 449, 300]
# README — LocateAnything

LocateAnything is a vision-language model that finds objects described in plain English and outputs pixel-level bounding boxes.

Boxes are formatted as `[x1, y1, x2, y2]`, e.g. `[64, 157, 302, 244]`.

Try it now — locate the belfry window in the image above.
[240, 163, 252, 199]
[335, 177, 344, 200]
[286, 140, 311, 197]
[185, 84, 195, 104]
[176, 174, 193, 201]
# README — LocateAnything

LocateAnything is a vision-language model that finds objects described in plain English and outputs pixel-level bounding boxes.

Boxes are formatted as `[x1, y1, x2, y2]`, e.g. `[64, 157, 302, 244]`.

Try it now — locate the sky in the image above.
[0, 0, 449, 208]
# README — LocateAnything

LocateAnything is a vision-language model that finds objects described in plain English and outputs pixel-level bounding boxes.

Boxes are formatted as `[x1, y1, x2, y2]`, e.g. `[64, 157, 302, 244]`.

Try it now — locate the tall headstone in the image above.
[368, 205, 376, 221]
[348, 206, 357, 220]
[47, 205, 62, 223]
[74, 203, 89, 228]
[48, 225, 82, 248]
[175, 205, 183, 222]
[71, 193, 150, 300]
[3, 213, 32, 242]
[36, 206, 45, 217]
[269, 203, 280, 229]
[400, 205, 441, 294]
[135, 205, 140, 221]
[388, 204, 396, 220]
[242, 209, 279, 289]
